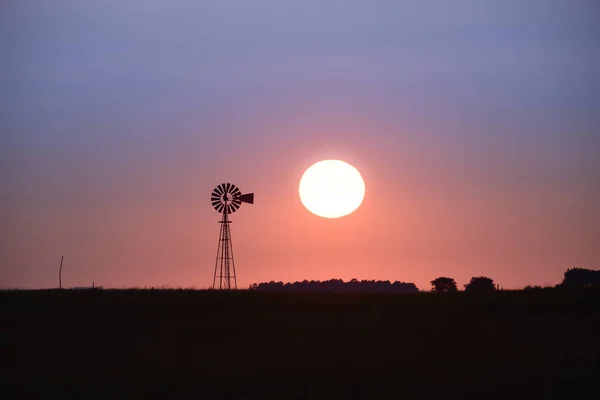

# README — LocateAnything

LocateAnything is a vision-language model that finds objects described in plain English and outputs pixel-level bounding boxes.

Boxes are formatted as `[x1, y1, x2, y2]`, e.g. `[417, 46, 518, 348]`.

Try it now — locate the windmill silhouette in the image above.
[210, 183, 254, 289]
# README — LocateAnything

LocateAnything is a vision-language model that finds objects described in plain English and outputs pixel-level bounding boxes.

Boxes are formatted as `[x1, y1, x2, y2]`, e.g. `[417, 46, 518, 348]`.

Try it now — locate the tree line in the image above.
[430, 268, 599, 293]
[249, 279, 418, 293]
[249, 268, 599, 293]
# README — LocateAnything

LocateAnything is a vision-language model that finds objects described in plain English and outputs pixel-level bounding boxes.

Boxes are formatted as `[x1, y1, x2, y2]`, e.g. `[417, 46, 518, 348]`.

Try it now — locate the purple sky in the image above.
[1, 0, 599, 290]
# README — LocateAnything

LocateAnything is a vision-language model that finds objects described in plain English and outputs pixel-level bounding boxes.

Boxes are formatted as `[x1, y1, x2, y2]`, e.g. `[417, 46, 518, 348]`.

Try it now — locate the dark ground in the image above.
[1, 289, 599, 399]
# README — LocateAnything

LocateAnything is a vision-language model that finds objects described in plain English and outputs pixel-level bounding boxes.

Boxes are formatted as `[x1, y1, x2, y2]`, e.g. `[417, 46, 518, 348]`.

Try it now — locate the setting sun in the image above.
[299, 160, 366, 219]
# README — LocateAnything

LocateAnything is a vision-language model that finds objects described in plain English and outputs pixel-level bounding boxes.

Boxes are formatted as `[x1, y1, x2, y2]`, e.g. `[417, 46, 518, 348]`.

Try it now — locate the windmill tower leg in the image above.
[213, 209, 237, 290]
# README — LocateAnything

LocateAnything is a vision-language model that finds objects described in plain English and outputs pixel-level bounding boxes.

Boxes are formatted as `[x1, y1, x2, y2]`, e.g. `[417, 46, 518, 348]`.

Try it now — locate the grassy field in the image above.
[1, 288, 599, 399]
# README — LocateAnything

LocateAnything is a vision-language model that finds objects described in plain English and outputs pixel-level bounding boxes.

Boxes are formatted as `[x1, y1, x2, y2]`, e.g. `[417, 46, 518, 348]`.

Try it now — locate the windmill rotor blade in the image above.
[210, 183, 252, 214]
[238, 193, 254, 204]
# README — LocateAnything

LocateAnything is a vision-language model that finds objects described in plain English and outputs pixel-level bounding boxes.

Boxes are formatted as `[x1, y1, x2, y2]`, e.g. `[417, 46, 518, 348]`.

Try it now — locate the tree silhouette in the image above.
[249, 279, 418, 293]
[464, 277, 496, 292]
[524, 285, 543, 290]
[560, 268, 600, 288]
[430, 277, 458, 292]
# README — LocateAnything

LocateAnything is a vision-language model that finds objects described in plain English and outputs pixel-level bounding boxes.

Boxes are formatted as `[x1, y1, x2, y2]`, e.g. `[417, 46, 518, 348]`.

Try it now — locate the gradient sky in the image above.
[1, 0, 599, 290]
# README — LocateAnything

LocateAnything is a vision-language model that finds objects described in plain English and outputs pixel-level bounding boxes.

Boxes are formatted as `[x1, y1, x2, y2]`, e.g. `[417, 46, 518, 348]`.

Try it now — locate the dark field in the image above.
[2, 289, 599, 399]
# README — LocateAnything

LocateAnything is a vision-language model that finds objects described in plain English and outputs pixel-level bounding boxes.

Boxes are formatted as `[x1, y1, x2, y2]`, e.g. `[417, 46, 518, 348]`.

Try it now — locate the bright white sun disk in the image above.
[299, 160, 365, 219]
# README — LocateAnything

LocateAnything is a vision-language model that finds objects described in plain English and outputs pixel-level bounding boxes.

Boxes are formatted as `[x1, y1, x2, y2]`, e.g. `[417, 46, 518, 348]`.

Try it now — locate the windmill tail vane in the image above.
[210, 183, 254, 290]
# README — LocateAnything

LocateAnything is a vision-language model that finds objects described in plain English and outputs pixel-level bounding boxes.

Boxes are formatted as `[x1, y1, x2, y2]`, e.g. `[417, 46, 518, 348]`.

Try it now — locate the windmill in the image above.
[210, 183, 254, 290]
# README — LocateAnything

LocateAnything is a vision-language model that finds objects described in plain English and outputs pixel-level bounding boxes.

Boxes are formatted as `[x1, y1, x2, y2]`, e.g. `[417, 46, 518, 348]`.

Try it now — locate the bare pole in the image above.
[58, 255, 64, 289]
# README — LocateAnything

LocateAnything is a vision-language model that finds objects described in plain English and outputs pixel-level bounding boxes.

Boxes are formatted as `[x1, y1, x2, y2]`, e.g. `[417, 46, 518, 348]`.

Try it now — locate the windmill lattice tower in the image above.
[211, 183, 254, 290]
